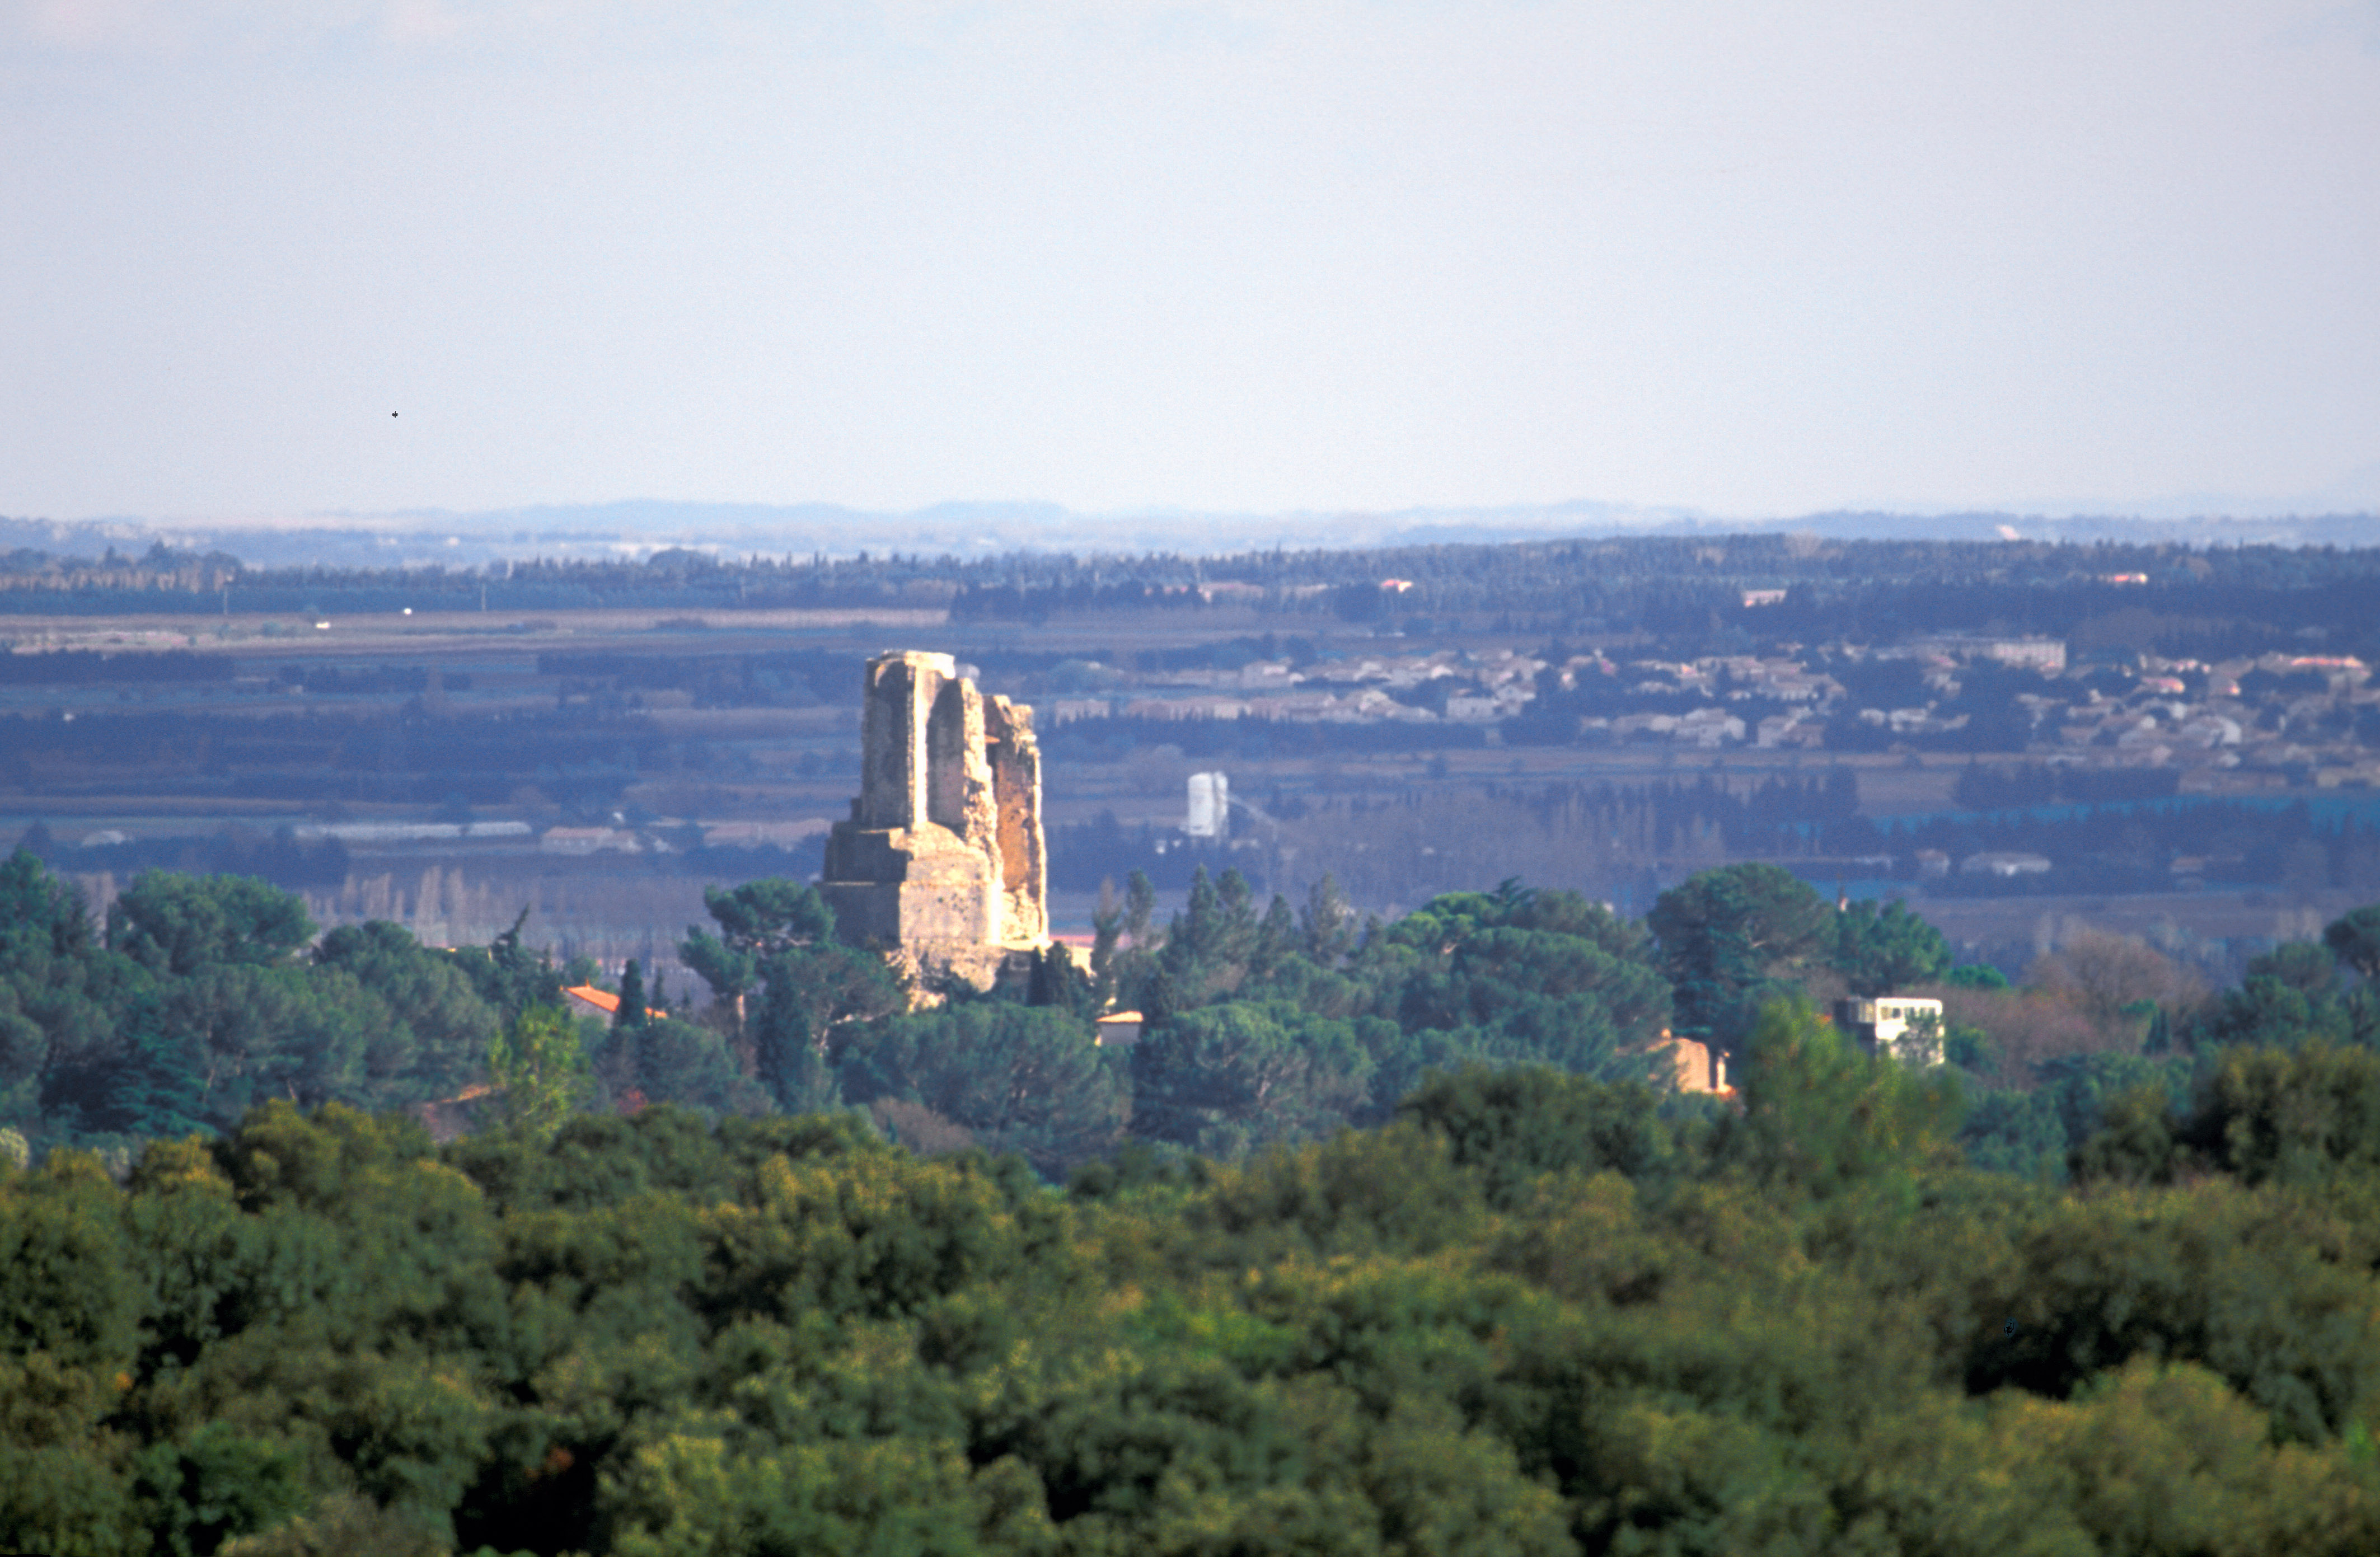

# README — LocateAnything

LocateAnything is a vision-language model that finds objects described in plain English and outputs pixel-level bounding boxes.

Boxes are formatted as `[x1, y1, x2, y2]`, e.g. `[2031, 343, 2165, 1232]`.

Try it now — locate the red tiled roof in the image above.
[563, 985, 666, 1019]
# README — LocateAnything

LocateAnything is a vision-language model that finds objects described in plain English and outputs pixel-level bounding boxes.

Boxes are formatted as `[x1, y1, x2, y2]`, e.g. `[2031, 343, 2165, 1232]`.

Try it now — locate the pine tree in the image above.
[1300, 874, 1357, 965]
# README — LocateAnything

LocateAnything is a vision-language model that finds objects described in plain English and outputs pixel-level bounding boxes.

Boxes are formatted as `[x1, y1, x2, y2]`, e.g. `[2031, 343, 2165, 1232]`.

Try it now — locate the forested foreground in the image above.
[17, 1026, 2380, 1554]
[21, 853, 2380, 1550]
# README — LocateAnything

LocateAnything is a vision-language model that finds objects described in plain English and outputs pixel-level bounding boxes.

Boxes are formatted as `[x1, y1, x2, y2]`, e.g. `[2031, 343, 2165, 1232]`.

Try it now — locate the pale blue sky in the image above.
[3, 1, 2376, 528]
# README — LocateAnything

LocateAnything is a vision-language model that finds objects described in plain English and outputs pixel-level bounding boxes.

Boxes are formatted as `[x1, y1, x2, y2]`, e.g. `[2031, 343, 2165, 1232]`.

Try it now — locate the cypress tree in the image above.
[615, 960, 648, 1030]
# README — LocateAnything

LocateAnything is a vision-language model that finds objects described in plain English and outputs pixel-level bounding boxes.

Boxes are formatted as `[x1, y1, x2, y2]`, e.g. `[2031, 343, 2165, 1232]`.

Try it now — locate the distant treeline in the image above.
[1047, 818, 1250, 893]
[0, 706, 666, 812]
[11, 534, 2380, 659]
[1052, 769, 2380, 902]
[1953, 762, 2184, 809]
[1050, 773, 1857, 896]
[14, 822, 352, 888]
[1881, 797, 2380, 896]
[0, 649, 232, 683]
[533, 647, 844, 707]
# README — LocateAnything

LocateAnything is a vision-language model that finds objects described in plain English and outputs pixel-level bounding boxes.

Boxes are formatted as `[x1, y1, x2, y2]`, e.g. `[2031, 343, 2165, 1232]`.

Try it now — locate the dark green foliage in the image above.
[2190, 941, 2356, 1053]
[678, 877, 903, 1117]
[1063, 1138, 1204, 1205]
[1944, 1020, 1997, 1072]
[2255, 939, 2342, 997]
[210, 1099, 437, 1215]
[1968, 1183, 2380, 1447]
[134, 1423, 308, 1556]
[695, 878, 836, 955]
[1139, 865, 1261, 1016]
[432, 908, 567, 1024]
[2033, 1052, 2196, 1158]
[168, 964, 386, 1115]
[4, 855, 608, 1147]
[1958, 1050, 2204, 1186]
[2325, 903, 2380, 980]
[439, 1103, 886, 1216]
[1397, 1064, 1680, 1209]
[1309, 884, 1676, 1117]
[12, 1056, 2380, 1555]
[313, 921, 499, 1106]
[0, 1156, 143, 1370]
[619, 1016, 768, 1118]
[1089, 869, 1161, 1014]
[1299, 872, 1358, 966]
[1830, 897, 1953, 995]
[1957, 1086, 2068, 1180]
[2177, 1041, 2380, 1187]
[1024, 942, 1094, 1016]
[1191, 1122, 1489, 1259]
[1730, 998, 1966, 1200]
[108, 871, 316, 978]
[78, 997, 208, 1140]
[1388, 918, 1670, 1064]
[2066, 1084, 2182, 1185]
[751, 941, 903, 1112]
[2142, 1002, 2173, 1054]
[613, 960, 648, 1030]
[835, 1003, 1130, 1179]
[1128, 1001, 1375, 1159]
[1647, 862, 1832, 1049]
[0, 849, 116, 1114]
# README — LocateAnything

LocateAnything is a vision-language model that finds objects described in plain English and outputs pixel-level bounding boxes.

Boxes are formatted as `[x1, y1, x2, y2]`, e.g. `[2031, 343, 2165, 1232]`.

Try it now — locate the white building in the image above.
[1186, 771, 1230, 838]
[1909, 635, 2068, 673]
[1959, 851, 2051, 878]
[1834, 997, 1945, 1067]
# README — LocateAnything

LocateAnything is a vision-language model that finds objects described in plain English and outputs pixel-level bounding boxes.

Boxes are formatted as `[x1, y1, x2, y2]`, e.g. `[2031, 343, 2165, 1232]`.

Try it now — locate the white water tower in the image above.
[1186, 771, 1230, 839]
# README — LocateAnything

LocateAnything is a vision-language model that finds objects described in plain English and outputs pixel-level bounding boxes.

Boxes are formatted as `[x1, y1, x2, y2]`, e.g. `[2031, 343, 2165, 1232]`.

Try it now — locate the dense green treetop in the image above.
[1830, 898, 1955, 996]
[837, 1003, 1130, 1180]
[315, 921, 499, 1105]
[432, 909, 573, 1025]
[107, 872, 316, 980]
[1647, 862, 1834, 1046]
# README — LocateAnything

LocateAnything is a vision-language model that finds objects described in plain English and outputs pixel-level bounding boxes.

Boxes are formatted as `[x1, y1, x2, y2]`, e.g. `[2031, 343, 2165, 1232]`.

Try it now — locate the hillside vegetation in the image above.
[10, 851, 2380, 1551]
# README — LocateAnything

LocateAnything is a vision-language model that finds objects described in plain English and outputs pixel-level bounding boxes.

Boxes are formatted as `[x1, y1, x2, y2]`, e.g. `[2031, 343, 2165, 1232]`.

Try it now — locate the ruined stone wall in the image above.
[822, 651, 1049, 987]
[986, 693, 1047, 945]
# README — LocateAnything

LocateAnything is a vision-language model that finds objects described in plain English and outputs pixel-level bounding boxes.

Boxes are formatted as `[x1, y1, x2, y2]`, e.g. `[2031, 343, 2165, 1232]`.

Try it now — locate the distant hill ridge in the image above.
[4, 496, 2377, 573]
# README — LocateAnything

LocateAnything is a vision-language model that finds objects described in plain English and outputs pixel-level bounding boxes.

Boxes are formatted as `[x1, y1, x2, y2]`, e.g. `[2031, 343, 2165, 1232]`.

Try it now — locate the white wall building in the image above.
[1834, 997, 1946, 1067]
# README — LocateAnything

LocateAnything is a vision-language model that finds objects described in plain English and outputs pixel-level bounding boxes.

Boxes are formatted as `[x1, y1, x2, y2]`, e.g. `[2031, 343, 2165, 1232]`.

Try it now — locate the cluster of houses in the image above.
[2048, 651, 2378, 786]
[1056, 647, 1551, 726]
[1034, 636, 2380, 786]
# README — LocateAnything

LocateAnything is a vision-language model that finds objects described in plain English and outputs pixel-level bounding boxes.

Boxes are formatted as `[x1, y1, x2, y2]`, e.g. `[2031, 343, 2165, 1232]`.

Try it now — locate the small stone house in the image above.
[1639, 1030, 1730, 1095]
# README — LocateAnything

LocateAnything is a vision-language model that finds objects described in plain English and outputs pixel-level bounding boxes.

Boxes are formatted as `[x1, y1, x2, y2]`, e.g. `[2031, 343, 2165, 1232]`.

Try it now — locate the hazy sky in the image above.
[3, 1, 2376, 527]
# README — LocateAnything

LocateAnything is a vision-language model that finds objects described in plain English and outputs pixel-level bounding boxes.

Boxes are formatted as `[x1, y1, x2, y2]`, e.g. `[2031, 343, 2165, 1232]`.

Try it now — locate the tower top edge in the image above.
[869, 649, 961, 677]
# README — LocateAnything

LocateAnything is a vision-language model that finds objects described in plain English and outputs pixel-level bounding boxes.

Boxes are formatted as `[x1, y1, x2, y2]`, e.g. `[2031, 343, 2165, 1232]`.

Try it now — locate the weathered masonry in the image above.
[821, 651, 1050, 987]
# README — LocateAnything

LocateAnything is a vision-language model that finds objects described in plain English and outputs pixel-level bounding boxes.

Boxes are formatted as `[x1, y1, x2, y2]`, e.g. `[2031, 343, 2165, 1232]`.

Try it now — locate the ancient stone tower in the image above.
[820, 651, 1050, 987]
